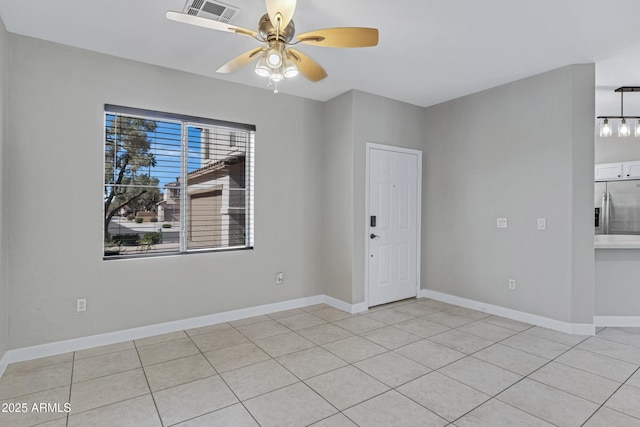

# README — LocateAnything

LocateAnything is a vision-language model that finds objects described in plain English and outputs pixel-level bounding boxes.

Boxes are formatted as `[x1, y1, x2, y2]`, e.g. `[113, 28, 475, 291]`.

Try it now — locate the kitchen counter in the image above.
[595, 234, 640, 249]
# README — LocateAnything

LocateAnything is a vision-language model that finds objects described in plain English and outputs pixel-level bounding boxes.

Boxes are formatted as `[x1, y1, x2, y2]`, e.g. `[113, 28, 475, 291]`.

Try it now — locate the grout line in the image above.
[174, 331, 262, 427]
[0, 378, 74, 403]
[66, 352, 74, 427]
[477, 331, 630, 424]
[584, 396, 640, 425]
[63, 390, 152, 419]
[73, 342, 136, 360]
[134, 338, 165, 427]
[69, 371, 151, 418]
[70, 365, 147, 386]
[579, 386, 626, 426]
[146, 372, 219, 395]
[204, 322, 294, 426]
[592, 331, 640, 351]
[133, 332, 192, 349]
[1, 357, 74, 376]
[578, 364, 640, 426]
[446, 335, 582, 425]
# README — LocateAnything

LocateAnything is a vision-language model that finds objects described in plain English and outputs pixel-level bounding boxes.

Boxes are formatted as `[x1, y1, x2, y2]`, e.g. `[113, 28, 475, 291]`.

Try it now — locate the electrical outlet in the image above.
[497, 218, 508, 228]
[76, 298, 87, 312]
[508, 279, 516, 290]
[275, 272, 284, 285]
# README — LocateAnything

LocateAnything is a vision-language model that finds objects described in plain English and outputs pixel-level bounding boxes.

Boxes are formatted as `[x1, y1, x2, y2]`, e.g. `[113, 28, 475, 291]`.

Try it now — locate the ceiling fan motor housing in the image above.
[258, 13, 295, 42]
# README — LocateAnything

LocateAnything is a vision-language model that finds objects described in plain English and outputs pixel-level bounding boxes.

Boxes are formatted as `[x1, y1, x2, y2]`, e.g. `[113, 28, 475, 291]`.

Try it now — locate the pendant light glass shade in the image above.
[269, 67, 284, 82]
[619, 118, 631, 137]
[254, 56, 270, 77]
[283, 59, 299, 78]
[600, 118, 612, 137]
[266, 46, 283, 68]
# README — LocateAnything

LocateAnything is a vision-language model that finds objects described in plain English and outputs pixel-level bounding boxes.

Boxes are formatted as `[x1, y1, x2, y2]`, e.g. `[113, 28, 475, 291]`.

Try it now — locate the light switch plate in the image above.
[497, 218, 508, 228]
[537, 218, 546, 230]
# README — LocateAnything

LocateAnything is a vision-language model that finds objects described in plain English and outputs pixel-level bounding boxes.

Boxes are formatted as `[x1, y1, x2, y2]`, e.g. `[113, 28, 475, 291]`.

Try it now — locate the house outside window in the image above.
[103, 105, 255, 258]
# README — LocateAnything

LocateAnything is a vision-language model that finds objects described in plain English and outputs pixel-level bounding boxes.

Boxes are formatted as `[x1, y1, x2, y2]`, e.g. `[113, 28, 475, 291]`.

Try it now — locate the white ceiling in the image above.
[1, 0, 640, 110]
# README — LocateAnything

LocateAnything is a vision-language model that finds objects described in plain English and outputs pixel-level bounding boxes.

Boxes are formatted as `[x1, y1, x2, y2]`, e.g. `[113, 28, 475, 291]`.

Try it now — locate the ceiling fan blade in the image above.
[287, 48, 327, 82]
[217, 47, 264, 74]
[166, 11, 258, 39]
[297, 27, 379, 48]
[265, 0, 297, 30]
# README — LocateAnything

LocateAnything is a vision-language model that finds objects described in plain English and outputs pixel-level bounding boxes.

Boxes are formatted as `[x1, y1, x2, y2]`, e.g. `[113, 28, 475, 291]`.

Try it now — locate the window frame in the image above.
[103, 104, 255, 260]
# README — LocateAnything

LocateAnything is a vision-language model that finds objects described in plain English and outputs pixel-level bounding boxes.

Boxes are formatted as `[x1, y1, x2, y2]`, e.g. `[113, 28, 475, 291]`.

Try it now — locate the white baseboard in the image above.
[324, 295, 368, 314]
[594, 316, 640, 327]
[0, 294, 364, 377]
[420, 289, 595, 336]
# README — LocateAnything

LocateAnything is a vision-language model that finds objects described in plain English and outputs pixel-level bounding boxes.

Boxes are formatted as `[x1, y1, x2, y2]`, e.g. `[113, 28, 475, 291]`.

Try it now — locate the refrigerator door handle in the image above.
[605, 192, 611, 234]
[601, 192, 606, 234]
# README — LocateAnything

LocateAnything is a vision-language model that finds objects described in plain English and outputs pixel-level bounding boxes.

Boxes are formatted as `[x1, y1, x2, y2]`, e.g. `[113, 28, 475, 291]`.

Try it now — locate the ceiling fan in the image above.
[166, 0, 379, 92]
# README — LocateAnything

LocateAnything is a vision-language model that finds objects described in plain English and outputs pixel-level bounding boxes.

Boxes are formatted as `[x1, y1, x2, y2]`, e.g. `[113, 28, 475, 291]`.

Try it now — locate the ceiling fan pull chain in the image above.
[267, 75, 279, 93]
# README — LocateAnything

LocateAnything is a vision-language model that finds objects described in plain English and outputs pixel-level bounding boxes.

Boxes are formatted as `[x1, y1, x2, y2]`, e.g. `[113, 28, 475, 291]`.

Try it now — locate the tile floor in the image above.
[1, 298, 640, 426]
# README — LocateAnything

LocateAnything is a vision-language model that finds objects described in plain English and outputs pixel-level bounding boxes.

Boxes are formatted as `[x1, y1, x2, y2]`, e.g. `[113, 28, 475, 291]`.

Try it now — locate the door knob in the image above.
[370, 233, 380, 239]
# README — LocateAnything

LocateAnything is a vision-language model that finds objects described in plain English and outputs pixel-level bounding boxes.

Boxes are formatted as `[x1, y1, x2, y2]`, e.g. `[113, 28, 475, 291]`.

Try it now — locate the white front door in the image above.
[367, 145, 421, 307]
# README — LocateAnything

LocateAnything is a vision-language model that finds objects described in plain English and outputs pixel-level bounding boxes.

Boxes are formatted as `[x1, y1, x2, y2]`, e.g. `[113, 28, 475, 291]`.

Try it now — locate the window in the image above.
[103, 105, 254, 258]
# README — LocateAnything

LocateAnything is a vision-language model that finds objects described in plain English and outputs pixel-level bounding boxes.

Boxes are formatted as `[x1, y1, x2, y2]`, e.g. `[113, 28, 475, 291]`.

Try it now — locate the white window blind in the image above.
[103, 105, 255, 259]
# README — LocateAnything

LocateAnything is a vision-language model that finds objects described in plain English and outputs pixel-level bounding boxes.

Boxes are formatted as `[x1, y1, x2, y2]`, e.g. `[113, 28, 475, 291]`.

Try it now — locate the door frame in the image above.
[365, 142, 423, 308]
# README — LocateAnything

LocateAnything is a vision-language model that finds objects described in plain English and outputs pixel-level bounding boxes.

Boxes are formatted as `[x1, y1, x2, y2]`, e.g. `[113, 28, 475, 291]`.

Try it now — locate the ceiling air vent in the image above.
[183, 0, 239, 23]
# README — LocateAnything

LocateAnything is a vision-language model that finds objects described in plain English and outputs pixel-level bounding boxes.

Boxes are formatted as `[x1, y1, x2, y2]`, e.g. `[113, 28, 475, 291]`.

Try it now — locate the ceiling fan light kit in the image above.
[598, 87, 640, 138]
[167, 0, 379, 93]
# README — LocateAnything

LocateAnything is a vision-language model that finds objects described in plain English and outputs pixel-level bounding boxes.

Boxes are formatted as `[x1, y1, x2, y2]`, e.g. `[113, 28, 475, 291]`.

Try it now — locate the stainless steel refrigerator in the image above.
[595, 179, 640, 235]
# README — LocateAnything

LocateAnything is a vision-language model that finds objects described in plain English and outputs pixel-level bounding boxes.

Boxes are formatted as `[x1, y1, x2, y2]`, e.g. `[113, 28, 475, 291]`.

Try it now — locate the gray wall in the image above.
[595, 249, 640, 316]
[422, 64, 595, 324]
[570, 67, 597, 323]
[0, 17, 8, 359]
[5, 34, 325, 349]
[595, 136, 640, 164]
[322, 90, 425, 304]
[322, 91, 355, 303]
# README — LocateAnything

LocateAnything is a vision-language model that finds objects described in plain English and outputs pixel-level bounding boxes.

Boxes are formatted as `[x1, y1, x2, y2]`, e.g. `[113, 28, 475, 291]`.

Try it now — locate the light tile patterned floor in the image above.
[1, 299, 640, 426]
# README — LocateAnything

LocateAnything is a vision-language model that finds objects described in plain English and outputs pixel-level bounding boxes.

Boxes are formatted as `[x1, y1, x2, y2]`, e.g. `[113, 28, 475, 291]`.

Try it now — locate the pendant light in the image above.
[600, 118, 612, 137]
[597, 87, 640, 138]
[619, 118, 631, 137]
